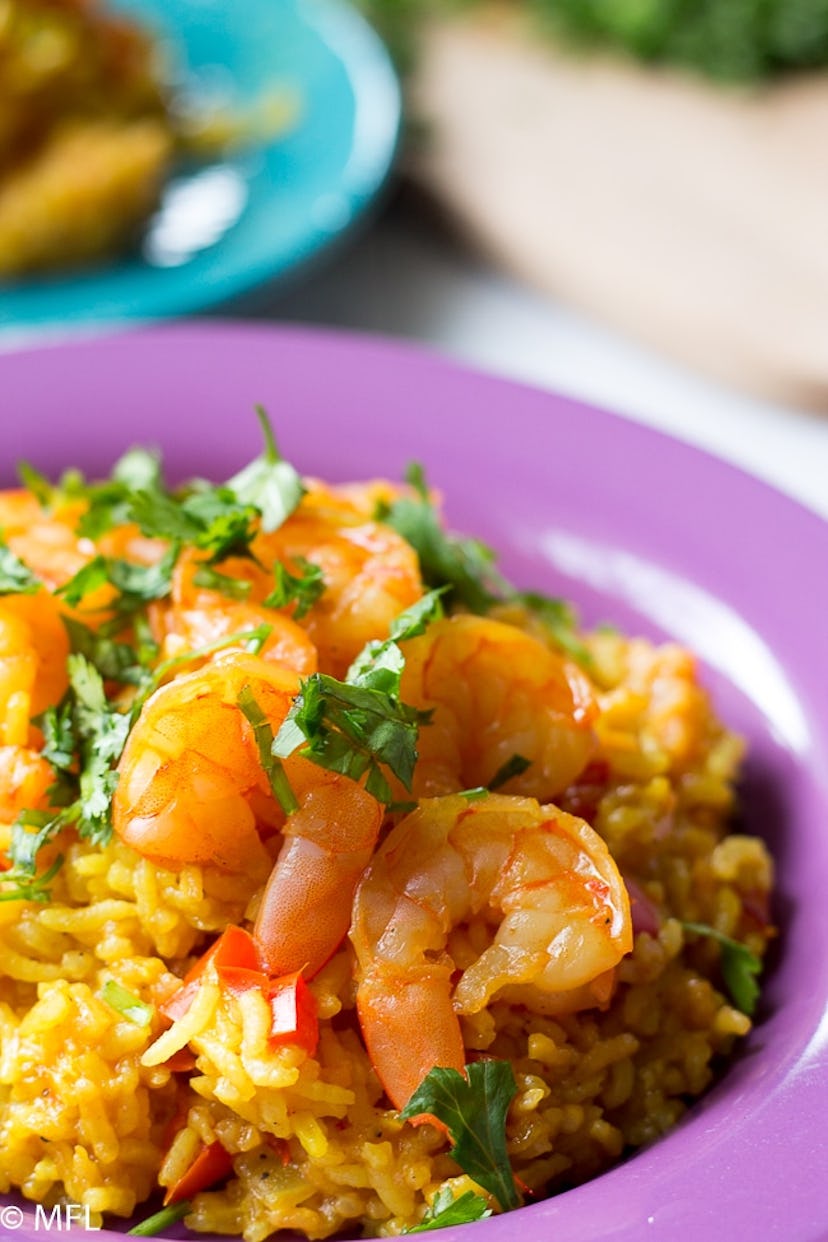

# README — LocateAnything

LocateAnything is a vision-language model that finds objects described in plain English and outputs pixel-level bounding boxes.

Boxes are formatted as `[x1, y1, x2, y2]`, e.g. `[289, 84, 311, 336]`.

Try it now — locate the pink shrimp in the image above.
[350, 793, 632, 1109]
[399, 614, 598, 801]
[113, 651, 382, 977]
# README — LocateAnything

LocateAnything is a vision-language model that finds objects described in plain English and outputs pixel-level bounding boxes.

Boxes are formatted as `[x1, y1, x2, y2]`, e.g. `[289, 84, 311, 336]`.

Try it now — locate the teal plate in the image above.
[0, 0, 400, 333]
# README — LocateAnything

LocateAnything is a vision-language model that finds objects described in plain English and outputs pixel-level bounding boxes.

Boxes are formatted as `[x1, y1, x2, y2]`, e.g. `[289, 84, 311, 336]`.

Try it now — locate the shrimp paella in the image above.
[0, 412, 775, 1238]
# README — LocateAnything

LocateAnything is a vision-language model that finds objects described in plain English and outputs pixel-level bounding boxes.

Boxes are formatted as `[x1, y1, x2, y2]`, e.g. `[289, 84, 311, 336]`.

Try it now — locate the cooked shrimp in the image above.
[113, 651, 382, 976]
[0, 592, 70, 741]
[351, 793, 633, 1109]
[0, 489, 91, 589]
[0, 745, 53, 824]
[400, 615, 598, 801]
[254, 482, 424, 678]
[165, 548, 318, 675]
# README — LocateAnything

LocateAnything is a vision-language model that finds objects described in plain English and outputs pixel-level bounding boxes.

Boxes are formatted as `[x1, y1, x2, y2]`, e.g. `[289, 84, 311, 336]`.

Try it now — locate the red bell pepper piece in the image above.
[160, 926, 262, 1021]
[164, 1140, 234, 1205]
[268, 972, 318, 1054]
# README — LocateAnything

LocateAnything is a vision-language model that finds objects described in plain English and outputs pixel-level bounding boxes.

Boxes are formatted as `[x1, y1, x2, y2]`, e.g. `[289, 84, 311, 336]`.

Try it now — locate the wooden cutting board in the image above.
[407, 7, 828, 409]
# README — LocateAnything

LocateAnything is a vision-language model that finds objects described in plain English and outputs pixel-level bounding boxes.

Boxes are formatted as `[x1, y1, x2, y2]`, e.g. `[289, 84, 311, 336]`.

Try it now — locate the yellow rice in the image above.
[0, 469, 775, 1238]
[0, 615, 774, 1237]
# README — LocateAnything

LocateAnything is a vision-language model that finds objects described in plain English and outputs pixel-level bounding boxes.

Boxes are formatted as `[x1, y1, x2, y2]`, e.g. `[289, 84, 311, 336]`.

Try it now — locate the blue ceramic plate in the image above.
[0, 0, 400, 333]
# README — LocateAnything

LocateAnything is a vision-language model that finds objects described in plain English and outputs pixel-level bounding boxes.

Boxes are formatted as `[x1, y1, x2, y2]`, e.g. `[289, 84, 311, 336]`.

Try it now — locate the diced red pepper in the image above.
[162, 1048, 198, 1074]
[164, 1140, 234, 1205]
[159, 927, 318, 1056]
[268, 972, 318, 1054]
[160, 926, 262, 1021]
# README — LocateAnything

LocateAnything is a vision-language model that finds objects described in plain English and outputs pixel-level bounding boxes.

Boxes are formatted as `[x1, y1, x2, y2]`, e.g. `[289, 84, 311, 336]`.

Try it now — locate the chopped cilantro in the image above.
[192, 564, 253, 600]
[16, 460, 55, 508]
[61, 616, 148, 687]
[237, 686, 299, 815]
[101, 981, 154, 1027]
[378, 466, 590, 663]
[400, 1062, 520, 1212]
[0, 543, 40, 595]
[405, 1186, 492, 1232]
[488, 754, 531, 790]
[127, 1201, 190, 1237]
[263, 558, 325, 619]
[682, 922, 763, 1015]
[273, 592, 443, 803]
[225, 406, 305, 533]
[514, 591, 592, 666]
[378, 465, 502, 613]
[0, 852, 64, 904]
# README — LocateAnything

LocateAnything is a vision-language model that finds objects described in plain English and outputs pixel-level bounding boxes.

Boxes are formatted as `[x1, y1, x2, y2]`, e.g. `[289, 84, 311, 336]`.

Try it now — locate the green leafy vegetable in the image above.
[238, 686, 299, 815]
[192, 564, 253, 600]
[0, 853, 64, 905]
[263, 558, 325, 619]
[682, 922, 762, 1015]
[404, 1186, 492, 1232]
[127, 1201, 190, 1237]
[488, 754, 531, 790]
[377, 466, 590, 664]
[101, 981, 154, 1026]
[225, 406, 306, 533]
[378, 465, 502, 613]
[273, 591, 444, 803]
[400, 1061, 521, 1212]
[0, 543, 40, 595]
[365, 0, 828, 82]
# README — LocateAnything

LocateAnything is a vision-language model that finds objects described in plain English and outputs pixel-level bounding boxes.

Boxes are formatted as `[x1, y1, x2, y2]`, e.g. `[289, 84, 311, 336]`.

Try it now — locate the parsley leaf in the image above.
[400, 1062, 520, 1212]
[405, 1186, 492, 1232]
[61, 617, 148, 686]
[682, 921, 763, 1015]
[225, 406, 305, 533]
[0, 543, 40, 595]
[0, 852, 64, 904]
[67, 654, 130, 845]
[273, 591, 443, 803]
[262, 558, 325, 619]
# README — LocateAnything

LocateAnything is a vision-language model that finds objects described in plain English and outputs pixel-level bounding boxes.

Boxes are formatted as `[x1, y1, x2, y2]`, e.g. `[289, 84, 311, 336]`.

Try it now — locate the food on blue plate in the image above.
[0, 414, 774, 1237]
[0, 0, 177, 277]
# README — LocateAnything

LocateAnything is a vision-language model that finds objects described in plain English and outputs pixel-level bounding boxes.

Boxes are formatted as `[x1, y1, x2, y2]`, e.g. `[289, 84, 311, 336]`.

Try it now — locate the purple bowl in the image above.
[1, 324, 826, 1242]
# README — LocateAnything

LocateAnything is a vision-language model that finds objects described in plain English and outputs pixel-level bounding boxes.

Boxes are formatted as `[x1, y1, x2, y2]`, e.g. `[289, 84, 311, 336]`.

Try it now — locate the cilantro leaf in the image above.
[0, 852, 64, 903]
[488, 754, 531, 790]
[682, 922, 763, 1015]
[62, 616, 148, 686]
[237, 685, 299, 815]
[378, 467, 502, 613]
[225, 406, 305, 533]
[400, 1062, 520, 1212]
[67, 654, 130, 844]
[405, 1186, 492, 1232]
[101, 981, 154, 1027]
[0, 543, 40, 595]
[192, 564, 253, 600]
[514, 591, 593, 666]
[262, 558, 325, 619]
[127, 1201, 190, 1237]
[273, 592, 443, 802]
[379, 468, 590, 666]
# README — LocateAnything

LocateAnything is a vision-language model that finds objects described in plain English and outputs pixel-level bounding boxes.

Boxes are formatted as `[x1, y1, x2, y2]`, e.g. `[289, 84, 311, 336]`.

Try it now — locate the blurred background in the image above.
[1, 0, 827, 518]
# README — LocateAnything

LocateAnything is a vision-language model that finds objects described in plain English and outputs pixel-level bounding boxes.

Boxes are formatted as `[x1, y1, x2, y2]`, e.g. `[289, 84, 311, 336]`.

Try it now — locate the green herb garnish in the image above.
[238, 686, 299, 815]
[273, 591, 444, 803]
[488, 754, 531, 790]
[400, 1061, 520, 1212]
[225, 405, 306, 533]
[682, 922, 763, 1015]
[0, 542, 40, 595]
[263, 558, 325, 619]
[127, 1200, 191, 1237]
[404, 1186, 492, 1232]
[101, 981, 154, 1027]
